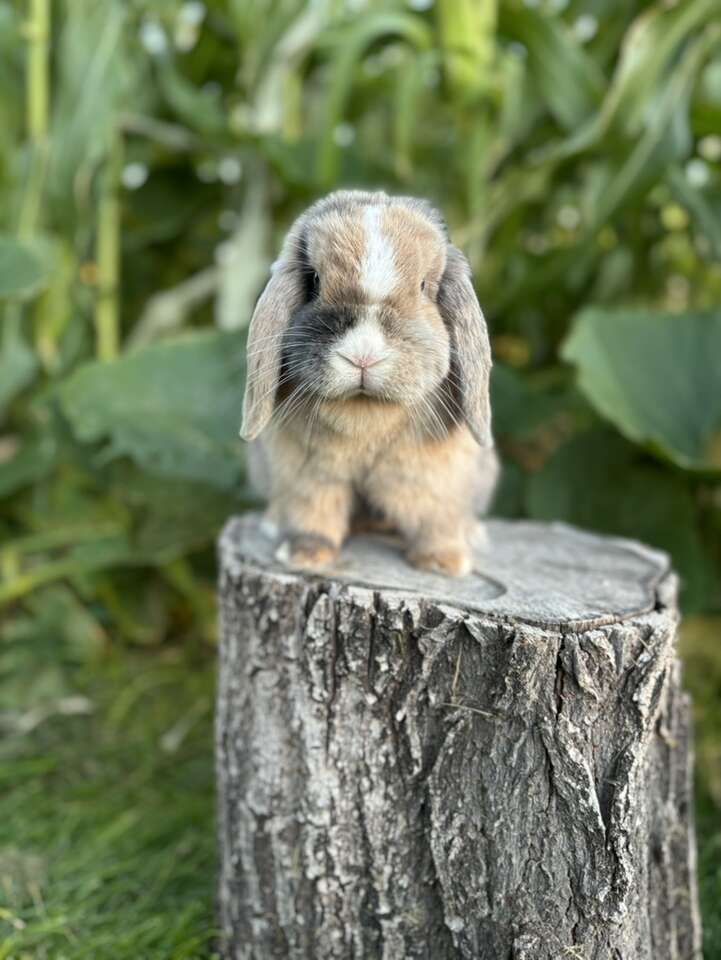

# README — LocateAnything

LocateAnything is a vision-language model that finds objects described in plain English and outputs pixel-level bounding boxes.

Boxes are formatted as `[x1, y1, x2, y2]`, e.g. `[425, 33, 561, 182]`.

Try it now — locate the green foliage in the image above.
[564, 307, 721, 471]
[55, 330, 247, 487]
[527, 428, 713, 611]
[1, 0, 720, 954]
[0, 237, 48, 301]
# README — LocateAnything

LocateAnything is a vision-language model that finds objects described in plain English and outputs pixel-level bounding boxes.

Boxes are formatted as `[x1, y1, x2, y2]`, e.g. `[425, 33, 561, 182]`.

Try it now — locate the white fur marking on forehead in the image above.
[360, 206, 397, 300]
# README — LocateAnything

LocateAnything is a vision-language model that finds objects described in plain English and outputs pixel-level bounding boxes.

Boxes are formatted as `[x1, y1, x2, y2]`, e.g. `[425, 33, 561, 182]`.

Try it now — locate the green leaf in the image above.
[0, 333, 38, 414]
[490, 459, 525, 519]
[527, 429, 715, 612]
[0, 431, 57, 499]
[586, 25, 719, 229]
[608, 0, 719, 138]
[667, 164, 721, 260]
[0, 236, 48, 301]
[562, 307, 721, 472]
[316, 12, 432, 184]
[393, 49, 438, 179]
[530, 0, 719, 164]
[48, 1, 131, 210]
[490, 364, 567, 440]
[22, 585, 107, 663]
[156, 59, 227, 138]
[499, 3, 604, 131]
[110, 466, 244, 562]
[246, 4, 326, 138]
[54, 331, 247, 489]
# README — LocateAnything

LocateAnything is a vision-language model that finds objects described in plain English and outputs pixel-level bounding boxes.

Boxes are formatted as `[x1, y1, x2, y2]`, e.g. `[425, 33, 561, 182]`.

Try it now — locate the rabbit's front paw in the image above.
[276, 533, 338, 570]
[407, 545, 472, 577]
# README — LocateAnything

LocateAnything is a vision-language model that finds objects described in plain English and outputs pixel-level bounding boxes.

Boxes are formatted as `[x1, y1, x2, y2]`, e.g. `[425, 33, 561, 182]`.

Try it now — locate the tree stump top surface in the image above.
[220, 515, 673, 630]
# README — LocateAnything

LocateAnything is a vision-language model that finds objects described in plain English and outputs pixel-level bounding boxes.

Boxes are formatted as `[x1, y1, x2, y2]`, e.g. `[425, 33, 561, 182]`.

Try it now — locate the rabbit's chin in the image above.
[311, 393, 411, 438]
[317, 370, 444, 406]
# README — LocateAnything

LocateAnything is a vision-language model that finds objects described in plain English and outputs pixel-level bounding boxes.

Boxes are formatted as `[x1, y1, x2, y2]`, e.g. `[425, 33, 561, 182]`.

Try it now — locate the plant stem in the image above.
[26, 0, 50, 143]
[3, 0, 51, 358]
[95, 129, 123, 361]
[0, 557, 98, 607]
[1, 523, 124, 557]
[436, 0, 497, 101]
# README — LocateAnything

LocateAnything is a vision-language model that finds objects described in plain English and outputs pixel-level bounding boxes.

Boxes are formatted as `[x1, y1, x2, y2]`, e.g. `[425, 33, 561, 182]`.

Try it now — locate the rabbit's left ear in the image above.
[438, 245, 493, 447]
[240, 258, 303, 441]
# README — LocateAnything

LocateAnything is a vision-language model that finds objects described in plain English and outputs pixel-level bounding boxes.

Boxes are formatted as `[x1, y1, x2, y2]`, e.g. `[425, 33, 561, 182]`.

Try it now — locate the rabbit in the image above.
[241, 190, 498, 576]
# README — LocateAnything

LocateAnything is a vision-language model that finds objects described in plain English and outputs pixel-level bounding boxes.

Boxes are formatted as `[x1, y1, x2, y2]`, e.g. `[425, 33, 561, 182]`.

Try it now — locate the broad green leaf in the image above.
[54, 331, 247, 489]
[562, 307, 721, 472]
[0, 236, 48, 300]
[527, 429, 715, 612]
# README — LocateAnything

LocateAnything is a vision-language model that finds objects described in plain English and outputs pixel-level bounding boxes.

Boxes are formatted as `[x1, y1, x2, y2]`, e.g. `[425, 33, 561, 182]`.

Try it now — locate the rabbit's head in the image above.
[241, 191, 492, 445]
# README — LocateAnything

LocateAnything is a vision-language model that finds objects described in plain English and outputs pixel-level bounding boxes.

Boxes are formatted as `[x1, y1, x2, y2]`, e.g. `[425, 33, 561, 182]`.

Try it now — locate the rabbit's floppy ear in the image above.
[438, 245, 493, 448]
[240, 253, 304, 441]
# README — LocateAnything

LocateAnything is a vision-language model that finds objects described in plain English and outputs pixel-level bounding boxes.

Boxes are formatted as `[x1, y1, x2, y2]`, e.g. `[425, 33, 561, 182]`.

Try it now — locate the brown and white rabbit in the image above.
[241, 190, 498, 576]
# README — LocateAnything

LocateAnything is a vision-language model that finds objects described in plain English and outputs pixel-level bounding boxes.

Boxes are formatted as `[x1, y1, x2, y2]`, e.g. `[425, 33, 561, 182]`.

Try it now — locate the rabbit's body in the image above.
[242, 190, 498, 575]
[249, 415, 498, 575]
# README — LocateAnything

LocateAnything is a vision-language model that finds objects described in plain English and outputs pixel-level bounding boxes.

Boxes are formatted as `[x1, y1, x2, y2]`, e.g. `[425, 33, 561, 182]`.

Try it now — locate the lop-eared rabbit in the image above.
[242, 190, 498, 576]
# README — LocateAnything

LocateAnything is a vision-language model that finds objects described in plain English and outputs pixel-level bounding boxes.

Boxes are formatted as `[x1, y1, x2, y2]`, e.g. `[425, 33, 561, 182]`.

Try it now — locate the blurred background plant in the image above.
[1, 0, 720, 956]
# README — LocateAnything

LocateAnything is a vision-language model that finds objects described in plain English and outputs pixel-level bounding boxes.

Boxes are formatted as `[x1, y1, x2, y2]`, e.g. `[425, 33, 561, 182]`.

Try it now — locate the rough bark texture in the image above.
[217, 515, 701, 960]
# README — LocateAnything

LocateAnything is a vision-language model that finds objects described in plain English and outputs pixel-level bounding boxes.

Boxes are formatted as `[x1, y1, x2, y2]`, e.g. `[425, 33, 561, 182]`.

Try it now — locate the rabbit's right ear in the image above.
[240, 258, 303, 441]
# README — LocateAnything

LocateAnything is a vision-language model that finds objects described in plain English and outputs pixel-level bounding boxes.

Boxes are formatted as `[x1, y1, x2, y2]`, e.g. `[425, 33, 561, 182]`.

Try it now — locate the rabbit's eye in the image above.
[420, 279, 426, 292]
[312, 271, 320, 295]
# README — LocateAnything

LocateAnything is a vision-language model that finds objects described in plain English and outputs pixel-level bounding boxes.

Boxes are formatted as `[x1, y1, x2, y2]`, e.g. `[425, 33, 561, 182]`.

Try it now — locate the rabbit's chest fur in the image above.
[260, 401, 487, 520]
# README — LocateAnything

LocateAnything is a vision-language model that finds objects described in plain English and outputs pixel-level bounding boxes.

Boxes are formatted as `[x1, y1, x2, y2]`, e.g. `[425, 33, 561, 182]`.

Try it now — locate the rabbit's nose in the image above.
[338, 351, 383, 370]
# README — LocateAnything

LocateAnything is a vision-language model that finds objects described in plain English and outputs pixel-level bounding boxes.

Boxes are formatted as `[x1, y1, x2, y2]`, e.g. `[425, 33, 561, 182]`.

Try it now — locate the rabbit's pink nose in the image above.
[338, 352, 382, 370]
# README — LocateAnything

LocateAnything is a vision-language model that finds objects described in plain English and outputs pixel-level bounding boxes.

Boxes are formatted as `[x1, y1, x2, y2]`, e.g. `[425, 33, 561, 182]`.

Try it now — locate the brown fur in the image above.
[242, 190, 497, 575]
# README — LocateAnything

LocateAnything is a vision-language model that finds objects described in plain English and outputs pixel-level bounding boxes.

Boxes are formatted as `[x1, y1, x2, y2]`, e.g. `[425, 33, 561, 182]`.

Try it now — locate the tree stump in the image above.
[216, 514, 701, 960]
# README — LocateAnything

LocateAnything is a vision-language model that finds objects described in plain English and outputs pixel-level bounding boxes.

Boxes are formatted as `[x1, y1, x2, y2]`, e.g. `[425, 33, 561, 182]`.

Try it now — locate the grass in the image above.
[0, 602, 718, 959]
[681, 616, 721, 957]
[0, 603, 218, 960]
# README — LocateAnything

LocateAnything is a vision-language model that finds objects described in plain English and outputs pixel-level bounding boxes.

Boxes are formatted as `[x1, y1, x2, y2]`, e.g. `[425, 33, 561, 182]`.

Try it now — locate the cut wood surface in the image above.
[217, 514, 701, 960]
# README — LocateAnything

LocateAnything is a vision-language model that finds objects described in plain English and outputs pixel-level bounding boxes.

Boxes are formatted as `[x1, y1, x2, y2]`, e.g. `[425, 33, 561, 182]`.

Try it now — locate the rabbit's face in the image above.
[242, 190, 492, 448]
[280, 203, 451, 410]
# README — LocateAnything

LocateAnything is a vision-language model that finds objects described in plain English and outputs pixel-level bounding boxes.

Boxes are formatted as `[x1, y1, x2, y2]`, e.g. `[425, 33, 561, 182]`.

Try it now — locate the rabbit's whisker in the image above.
[273, 383, 316, 430]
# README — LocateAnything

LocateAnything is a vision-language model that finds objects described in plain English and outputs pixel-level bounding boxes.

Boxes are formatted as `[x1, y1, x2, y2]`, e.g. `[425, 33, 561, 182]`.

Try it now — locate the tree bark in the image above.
[216, 514, 702, 960]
